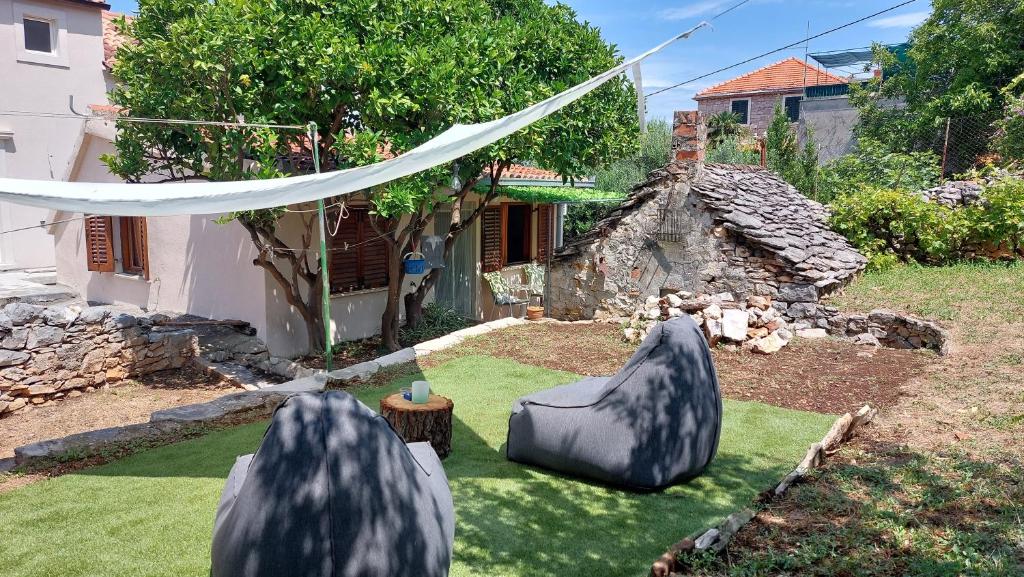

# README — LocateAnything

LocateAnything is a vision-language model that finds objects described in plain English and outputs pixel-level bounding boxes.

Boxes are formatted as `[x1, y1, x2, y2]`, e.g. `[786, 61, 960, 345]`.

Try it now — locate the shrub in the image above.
[764, 104, 819, 198]
[818, 138, 941, 203]
[829, 187, 969, 269]
[399, 303, 472, 345]
[706, 135, 760, 165]
[830, 179, 1024, 269]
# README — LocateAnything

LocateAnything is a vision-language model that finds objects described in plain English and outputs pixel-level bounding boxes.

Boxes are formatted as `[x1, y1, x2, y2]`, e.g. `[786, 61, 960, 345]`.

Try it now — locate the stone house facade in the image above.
[547, 110, 867, 327]
[694, 58, 847, 137]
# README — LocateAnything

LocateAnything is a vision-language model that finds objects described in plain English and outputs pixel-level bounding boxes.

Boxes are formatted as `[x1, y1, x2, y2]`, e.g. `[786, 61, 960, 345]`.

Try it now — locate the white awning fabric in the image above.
[0, 24, 706, 217]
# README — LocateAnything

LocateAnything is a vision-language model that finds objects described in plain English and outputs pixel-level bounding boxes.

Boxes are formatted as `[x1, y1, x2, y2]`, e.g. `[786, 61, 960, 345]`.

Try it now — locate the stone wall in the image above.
[0, 303, 199, 417]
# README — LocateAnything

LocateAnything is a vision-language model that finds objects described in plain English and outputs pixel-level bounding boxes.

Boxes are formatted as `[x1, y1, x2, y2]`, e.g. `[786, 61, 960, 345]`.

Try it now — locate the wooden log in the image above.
[380, 393, 454, 459]
[774, 442, 823, 497]
[821, 412, 854, 453]
[846, 404, 877, 441]
[710, 508, 756, 553]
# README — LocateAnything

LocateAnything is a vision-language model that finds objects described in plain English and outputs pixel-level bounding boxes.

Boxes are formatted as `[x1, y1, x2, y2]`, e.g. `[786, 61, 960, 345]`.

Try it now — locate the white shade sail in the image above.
[0, 24, 706, 217]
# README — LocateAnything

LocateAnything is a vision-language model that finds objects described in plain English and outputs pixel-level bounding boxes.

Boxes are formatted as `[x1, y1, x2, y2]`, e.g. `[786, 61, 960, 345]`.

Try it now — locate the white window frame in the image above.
[13, 2, 69, 68]
[730, 98, 751, 125]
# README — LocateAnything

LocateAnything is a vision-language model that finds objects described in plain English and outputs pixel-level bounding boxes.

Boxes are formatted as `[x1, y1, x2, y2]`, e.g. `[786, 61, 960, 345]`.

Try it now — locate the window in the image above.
[14, 3, 68, 67]
[22, 18, 52, 53]
[504, 204, 531, 265]
[327, 207, 390, 293]
[481, 203, 553, 273]
[84, 216, 149, 278]
[730, 99, 750, 124]
[784, 95, 802, 122]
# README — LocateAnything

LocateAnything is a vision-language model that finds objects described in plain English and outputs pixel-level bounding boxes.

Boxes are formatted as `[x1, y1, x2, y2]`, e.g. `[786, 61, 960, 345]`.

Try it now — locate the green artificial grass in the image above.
[0, 356, 833, 577]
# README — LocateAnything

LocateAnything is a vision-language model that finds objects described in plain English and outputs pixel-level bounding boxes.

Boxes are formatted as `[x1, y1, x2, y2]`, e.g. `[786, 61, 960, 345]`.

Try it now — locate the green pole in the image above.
[309, 122, 334, 372]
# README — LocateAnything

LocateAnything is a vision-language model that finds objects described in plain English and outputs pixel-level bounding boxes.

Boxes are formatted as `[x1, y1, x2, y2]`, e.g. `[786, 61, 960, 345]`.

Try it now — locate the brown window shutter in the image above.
[481, 205, 503, 273]
[536, 204, 553, 263]
[328, 208, 361, 293]
[119, 216, 150, 278]
[84, 215, 115, 272]
[359, 212, 389, 289]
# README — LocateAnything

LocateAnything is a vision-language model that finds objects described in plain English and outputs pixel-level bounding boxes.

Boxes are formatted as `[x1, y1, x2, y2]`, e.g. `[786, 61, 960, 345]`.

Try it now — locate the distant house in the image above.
[694, 58, 847, 137]
[0, 0, 113, 269]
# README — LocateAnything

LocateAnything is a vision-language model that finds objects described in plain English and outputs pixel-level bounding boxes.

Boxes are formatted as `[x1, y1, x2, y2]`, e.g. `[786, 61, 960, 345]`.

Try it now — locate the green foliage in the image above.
[817, 138, 941, 203]
[706, 135, 759, 165]
[829, 188, 967, 269]
[994, 73, 1024, 162]
[397, 303, 472, 345]
[764, 104, 818, 197]
[562, 119, 672, 240]
[829, 179, 1024, 269]
[475, 184, 623, 204]
[706, 111, 748, 148]
[852, 1, 1024, 163]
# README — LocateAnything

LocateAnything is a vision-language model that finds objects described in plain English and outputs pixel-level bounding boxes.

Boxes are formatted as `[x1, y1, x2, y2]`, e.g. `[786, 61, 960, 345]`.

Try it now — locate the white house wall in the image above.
[0, 0, 109, 268]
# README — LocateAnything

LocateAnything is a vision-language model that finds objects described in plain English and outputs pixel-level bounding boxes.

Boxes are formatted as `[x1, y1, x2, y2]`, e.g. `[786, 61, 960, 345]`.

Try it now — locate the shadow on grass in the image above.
[45, 355, 827, 577]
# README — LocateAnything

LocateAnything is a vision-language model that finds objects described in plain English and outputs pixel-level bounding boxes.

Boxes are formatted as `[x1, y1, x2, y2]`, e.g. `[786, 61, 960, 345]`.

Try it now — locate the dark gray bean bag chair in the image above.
[211, 391, 455, 577]
[506, 316, 722, 490]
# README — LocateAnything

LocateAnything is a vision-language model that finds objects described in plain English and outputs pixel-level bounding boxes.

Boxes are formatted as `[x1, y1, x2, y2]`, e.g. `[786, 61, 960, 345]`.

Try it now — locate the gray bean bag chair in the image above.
[506, 316, 722, 490]
[211, 391, 455, 577]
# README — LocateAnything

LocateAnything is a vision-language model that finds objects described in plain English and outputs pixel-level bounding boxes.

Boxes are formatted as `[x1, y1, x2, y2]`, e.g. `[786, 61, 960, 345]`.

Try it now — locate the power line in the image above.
[646, 0, 921, 98]
[0, 108, 307, 130]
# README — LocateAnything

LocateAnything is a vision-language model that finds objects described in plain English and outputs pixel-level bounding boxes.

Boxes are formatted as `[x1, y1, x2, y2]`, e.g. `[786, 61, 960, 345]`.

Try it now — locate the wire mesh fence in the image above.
[930, 116, 997, 177]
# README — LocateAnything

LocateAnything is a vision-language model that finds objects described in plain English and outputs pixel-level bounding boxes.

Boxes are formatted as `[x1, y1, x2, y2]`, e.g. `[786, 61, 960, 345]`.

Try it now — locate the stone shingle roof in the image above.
[695, 58, 848, 99]
[557, 162, 866, 290]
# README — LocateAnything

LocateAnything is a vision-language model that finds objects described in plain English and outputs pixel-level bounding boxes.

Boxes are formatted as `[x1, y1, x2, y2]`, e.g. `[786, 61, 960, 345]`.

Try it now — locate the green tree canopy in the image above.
[106, 0, 637, 352]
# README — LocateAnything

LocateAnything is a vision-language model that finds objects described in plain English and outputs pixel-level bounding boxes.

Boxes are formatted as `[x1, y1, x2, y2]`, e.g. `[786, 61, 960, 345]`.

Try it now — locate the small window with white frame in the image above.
[13, 2, 68, 68]
[22, 17, 54, 53]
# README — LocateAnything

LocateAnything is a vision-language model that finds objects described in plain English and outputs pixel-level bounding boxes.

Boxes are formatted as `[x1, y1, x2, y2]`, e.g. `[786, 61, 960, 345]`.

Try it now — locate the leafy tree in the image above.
[705, 135, 759, 164]
[706, 111, 748, 148]
[994, 73, 1024, 162]
[105, 0, 637, 353]
[764, 104, 818, 198]
[852, 0, 1024, 165]
[817, 138, 941, 202]
[563, 119, 671, 241]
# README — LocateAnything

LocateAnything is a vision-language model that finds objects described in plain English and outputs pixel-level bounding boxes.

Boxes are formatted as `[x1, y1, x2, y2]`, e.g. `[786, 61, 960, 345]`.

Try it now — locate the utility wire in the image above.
[0, 108, 306, 130]
[646, 0, 921, 98]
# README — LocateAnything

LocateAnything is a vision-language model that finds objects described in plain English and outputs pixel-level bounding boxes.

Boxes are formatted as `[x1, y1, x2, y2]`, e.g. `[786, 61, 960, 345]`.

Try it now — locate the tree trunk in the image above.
[379, 393, 454, 459]
[381, 246, 406, 351]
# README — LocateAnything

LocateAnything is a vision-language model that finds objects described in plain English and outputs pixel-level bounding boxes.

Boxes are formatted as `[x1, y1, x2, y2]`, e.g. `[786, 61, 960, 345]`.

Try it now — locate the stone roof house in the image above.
[695, 58, 847, 136]
[548, 111, 866, 326]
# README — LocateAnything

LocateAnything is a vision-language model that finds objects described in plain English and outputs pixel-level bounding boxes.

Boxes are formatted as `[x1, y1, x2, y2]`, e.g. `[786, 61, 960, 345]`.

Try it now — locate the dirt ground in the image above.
[431, 321, 933, 415]
[0, 365, 237, 460]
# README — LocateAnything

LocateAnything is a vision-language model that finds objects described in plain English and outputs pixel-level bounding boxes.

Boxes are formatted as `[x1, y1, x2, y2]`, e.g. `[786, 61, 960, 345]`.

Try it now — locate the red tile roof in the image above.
[503, 165, 565, 182]
[101, 10, 132, 70]
[60, 0, 111, 8]
[695, 58, 848, 99]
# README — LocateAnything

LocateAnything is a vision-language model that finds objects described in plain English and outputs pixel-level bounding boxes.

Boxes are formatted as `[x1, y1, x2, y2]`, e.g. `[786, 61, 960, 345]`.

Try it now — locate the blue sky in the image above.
[105, 0, 930, 123]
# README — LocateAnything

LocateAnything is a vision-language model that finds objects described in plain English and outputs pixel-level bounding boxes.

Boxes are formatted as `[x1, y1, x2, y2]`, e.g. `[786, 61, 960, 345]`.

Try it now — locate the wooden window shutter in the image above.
[119, 217, 150, 279]
[328, 208, 390, 293]
[328, 209, 361, 293]
[84, 215, 115, 272]
[536, 204, 553, 263]
[359, 212, 389, 289]
[480, 205, 503, 273]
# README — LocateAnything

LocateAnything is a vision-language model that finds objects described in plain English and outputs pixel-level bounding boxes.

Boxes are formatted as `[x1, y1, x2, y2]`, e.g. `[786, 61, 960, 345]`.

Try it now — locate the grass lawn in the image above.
[0, 355, 833, 577]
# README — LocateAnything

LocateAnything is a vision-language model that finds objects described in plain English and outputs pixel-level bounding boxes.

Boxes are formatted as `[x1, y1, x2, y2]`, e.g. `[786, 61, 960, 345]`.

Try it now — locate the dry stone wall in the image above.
[0, 303, 199, 418]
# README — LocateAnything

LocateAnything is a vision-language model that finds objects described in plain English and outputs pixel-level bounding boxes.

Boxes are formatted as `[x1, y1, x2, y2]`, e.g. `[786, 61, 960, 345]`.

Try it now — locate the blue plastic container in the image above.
[403, 252, 426, 275]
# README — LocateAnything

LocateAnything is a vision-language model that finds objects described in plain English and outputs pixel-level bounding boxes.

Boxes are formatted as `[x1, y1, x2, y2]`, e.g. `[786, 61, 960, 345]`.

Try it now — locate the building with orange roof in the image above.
[694, 57, 848, 137]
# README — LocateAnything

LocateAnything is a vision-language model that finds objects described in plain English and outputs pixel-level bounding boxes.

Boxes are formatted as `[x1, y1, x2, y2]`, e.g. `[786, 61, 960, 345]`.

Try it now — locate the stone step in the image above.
[201, 359, 278, 390]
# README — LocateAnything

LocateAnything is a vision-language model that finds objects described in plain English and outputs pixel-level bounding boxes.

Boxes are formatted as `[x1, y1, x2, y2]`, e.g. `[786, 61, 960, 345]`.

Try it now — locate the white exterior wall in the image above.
[0, 0, 109, 269]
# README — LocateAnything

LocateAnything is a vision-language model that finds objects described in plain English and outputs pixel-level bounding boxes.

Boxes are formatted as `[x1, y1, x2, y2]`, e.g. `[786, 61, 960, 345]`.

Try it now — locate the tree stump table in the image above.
[379, 393, 454, 459]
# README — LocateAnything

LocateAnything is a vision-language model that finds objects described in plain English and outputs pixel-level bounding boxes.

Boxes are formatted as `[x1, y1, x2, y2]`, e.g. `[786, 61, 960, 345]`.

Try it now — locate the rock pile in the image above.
[0, 303, 199, 418]
[622, 291, 795, 354]
[918, 181, 984, 208]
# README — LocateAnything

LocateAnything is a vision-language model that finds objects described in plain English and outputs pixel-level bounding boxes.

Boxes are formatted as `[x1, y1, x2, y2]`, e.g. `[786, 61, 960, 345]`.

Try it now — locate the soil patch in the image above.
[0, 365, 237, 460]
[423, 322, 928, 415]
[714, 338, 933, 414]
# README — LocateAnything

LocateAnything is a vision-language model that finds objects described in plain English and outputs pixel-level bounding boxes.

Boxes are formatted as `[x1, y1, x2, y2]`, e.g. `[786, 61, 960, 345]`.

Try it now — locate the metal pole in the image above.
[309, 122, 334, 372]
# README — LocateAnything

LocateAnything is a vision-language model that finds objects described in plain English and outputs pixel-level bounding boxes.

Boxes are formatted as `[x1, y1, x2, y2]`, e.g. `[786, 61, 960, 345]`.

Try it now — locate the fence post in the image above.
[941, 117, 951, 179]
[759, 137, 767, 168]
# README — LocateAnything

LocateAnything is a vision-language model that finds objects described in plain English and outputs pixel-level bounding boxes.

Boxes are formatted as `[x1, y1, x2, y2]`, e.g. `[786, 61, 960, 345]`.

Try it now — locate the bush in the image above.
[399, 303, 472, 345]
[764, 104, 819, 198]
[829, 179, 1024, 269]
[706, 135, 760, 165]
[818, 138, 941, 203]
